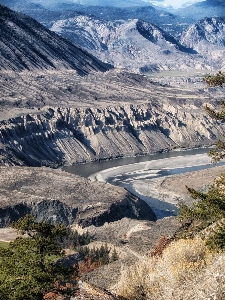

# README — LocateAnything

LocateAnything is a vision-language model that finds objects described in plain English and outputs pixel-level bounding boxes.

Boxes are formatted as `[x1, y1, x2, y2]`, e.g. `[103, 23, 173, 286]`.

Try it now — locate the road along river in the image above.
[64, 148, 225, 219]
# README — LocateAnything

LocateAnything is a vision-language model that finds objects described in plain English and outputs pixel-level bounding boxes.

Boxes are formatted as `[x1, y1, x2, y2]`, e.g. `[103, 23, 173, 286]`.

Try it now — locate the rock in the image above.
[49, 17, 218, 71]
[180, 17, 225, 61]
[0, 166, 156, 227]
[0, 102, 224, 167]
[0, 5, 112, 73]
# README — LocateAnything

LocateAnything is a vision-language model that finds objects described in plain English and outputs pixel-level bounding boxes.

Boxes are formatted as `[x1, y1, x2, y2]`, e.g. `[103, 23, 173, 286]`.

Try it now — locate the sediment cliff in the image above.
[0, 103, 223, 166]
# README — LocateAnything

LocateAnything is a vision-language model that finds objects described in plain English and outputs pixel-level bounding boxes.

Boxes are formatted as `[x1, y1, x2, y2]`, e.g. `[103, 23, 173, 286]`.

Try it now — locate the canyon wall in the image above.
[0, 166, 156, 227]
[0, 103, 223, 166]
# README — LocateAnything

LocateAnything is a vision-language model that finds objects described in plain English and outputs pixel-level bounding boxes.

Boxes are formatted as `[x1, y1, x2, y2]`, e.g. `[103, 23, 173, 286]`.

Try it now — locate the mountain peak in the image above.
[180, 17, 225, 50]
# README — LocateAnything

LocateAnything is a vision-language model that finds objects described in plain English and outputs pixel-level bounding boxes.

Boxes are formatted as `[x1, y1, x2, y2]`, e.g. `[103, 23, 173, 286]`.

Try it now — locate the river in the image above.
[63, 148, 212, 178]
[63, 147, 225, 219]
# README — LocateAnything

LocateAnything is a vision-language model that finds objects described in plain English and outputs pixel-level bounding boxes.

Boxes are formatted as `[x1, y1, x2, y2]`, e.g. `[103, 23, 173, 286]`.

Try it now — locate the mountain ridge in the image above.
[49, 15, 224, 72]
[175, 0, 225, 20]
[0, 5, 112, 74]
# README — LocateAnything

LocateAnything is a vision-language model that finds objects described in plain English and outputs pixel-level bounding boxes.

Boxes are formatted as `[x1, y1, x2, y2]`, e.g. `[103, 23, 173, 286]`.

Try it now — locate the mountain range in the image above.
[48, 14, 225, 72]
[1, 0, 224, 72]
[176, 0, 225, 20]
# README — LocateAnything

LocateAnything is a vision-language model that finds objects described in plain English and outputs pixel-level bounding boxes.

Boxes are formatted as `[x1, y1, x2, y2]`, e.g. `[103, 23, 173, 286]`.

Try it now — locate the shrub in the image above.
[116, 237, 220, 300]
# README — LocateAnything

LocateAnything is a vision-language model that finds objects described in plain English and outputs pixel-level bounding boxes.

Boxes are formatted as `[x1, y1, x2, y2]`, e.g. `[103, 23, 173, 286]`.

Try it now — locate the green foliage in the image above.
[77, 243, 118, 265]
[205, 100, 225, 120]
[205, 101, 225, 163]
[63, 228, 92, 249]
[186, 185, 225, 221]
[208, 138, 225, 163]
[111, 247, 119, 262]
[203, 71, 225, 87]
[178, 182, 225, 240]
[77, 244, 110, 265]
[180, 180, 225, 218]
[178, 71, 225, 249]
[0, 215, 77, 300]
[203, 72, 225, 162]
[206, 223, 225, 251]
[0, 241, 9, 249]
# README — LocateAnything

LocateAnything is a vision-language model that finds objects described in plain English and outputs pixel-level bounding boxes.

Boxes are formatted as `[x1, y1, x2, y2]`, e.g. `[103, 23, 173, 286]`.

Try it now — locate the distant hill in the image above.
[180, 17, 225, 50]
[0, 0, 193, 37]
[180, 17, 225, 70]
[0, 5, 112, 74]
[175, 0, 225, 20]
[30, 0, 150, 8]
[49, 15, 222, 72]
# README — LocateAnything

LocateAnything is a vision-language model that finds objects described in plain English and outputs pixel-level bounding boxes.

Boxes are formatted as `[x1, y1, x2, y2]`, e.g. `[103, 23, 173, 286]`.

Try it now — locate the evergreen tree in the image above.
[204, 71, 225, 162]
[203, 71, 225, 87]
[111, 248, 119, 262]
[0, 215, 77, 300]
[178, 71, 225, 250]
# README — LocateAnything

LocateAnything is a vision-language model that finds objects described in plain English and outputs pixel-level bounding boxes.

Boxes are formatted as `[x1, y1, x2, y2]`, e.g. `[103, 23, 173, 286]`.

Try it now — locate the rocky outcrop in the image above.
[0, 5, 112, 73]
[0, 103, 224, 167]
[180, 17, 225, 70]
[49, 17, 217, 71]
[180, 17, 225, 51]
[136, 20, 196, 54]
[1, 3, 223, 72]
[0, 166, 156, 228]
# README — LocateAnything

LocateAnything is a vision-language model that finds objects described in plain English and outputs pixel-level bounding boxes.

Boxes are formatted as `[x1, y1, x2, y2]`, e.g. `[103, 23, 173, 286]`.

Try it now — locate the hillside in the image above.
[0, 0, 193, 36]
[176, 0, 225, 20]
[0, 4, 224, 299]
[180, 17, 225, 70]
[180, 17, 225, 50]
[0, 5, 112, 73]
[4, 0, 225, 72]
[49, 16, 224, 72]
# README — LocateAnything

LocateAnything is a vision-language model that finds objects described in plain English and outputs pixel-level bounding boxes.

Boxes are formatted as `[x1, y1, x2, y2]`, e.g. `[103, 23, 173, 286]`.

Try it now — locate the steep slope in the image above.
[0, 0, 193, 37]
[0, 5, 112, 74]
[180, 17, 225, 69]
[50, 16, 218, 72]
[136, 20, 196, 53]
[0, 65, 223, 168]
[180, 17, 225, 49]
[0, 102, 224, 167]
[0, 0, 43, 11]
[0, 166, 156, 227]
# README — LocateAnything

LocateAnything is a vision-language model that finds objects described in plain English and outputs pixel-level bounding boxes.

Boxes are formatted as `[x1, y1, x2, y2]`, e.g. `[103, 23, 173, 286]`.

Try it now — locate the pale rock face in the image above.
[179, 17, 225, 71]
[49, 16, 225, 72]
[180, 17, 225, 52]
[0, 103, 224, 167]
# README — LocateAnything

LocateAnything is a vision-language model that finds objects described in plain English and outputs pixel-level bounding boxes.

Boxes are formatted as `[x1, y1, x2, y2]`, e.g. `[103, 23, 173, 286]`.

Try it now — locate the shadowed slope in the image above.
[0, 5, 113, 74]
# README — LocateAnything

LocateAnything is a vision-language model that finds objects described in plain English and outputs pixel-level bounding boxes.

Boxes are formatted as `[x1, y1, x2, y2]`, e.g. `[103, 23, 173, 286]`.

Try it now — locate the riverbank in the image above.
[89, 153, 225, 218]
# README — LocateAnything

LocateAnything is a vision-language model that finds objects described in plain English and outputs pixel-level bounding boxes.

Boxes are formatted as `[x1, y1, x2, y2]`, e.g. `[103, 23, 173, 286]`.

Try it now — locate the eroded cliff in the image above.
[0, 102, 223, 167]
[0, 166, 156, 227]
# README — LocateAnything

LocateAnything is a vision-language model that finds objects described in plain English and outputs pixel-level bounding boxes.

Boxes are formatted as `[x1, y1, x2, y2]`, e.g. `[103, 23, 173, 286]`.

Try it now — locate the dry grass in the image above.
[116, 237, 225, 300]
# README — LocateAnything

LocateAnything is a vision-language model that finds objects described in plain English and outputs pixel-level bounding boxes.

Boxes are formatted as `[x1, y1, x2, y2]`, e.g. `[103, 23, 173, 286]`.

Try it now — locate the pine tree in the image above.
[111, 248, 119, 262]
[178, 71, 225, 249]
[204, 71, 225, 162]
[0, 215, 77, 300]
